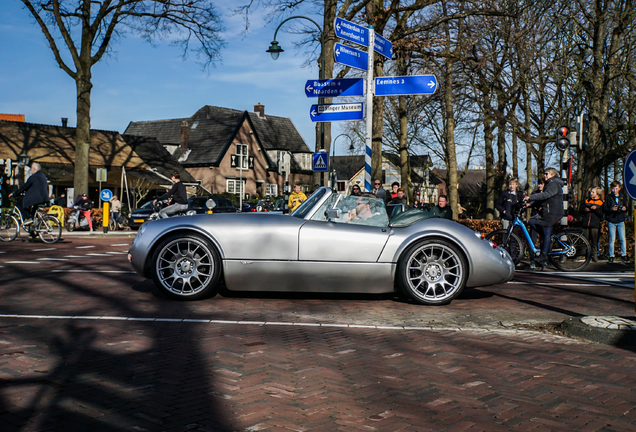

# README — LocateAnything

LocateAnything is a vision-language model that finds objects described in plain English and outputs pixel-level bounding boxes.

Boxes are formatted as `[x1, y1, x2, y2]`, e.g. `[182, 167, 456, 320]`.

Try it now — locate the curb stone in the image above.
[556, 315, 636, 346]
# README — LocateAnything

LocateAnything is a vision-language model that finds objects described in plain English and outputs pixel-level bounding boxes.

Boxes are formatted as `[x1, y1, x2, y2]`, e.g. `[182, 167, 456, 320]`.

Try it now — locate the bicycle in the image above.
[486, 206, 591, 272]
[0, 204, 62, 243]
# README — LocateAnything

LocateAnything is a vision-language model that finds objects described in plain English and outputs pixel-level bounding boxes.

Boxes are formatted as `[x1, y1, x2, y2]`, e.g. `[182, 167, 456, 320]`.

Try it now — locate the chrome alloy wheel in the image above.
[155, 238, 215, 296]
[405, 243, 464, 303]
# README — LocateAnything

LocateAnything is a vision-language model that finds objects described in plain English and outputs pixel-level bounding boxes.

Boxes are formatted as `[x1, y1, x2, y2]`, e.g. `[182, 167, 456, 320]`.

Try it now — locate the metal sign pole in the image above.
[364, 26, 375, 192]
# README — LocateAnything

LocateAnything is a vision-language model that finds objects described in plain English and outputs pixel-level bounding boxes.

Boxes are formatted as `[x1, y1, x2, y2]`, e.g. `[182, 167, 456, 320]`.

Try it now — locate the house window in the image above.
[227, 179, 245, 194]
[237, 144, 248, 169]
[337, 181, 346, 192]
[266, 183, 278, 197]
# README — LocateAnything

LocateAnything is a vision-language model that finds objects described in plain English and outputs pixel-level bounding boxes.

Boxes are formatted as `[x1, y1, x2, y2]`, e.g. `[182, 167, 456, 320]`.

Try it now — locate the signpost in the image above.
[312, 151, 329, 173]
[334, 43, 368, 71]
[305, 78, 365, 98]
[373, 33, 393, 59]
[100, 188, 112, 234]
[309, 103, 364, 122]
[374, 75, 437, 96]
[334, 17, 368, 47]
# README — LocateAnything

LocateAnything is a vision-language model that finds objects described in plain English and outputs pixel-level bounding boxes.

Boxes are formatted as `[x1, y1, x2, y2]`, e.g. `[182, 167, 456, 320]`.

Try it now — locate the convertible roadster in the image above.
[128, 187, 514, 305]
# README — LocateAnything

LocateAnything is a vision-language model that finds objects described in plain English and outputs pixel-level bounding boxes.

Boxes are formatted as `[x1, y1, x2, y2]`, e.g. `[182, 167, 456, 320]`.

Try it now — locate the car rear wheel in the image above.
[151, 234, 221, 300]
[398, 239, 467, 305]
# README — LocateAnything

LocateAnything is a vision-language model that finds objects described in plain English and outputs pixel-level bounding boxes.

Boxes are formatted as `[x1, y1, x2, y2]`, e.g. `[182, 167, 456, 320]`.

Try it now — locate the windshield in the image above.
[188, 197, 208, 207]
[291, 188, 327, 219]
[390, 208, 437, 227]
[311, 193, 389, 227]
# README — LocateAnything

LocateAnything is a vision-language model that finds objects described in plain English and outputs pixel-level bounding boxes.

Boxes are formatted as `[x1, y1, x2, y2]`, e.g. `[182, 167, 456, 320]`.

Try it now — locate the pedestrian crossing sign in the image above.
[312, 152, 329, 172]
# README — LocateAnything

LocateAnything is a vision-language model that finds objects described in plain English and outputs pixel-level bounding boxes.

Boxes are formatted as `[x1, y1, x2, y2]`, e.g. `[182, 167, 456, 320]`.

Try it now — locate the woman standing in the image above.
[580, 187, 604, 262]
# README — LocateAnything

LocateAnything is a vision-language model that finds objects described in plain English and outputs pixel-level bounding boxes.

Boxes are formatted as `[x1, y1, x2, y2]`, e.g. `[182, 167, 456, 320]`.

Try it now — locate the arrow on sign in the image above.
[630, 161, 636, 186]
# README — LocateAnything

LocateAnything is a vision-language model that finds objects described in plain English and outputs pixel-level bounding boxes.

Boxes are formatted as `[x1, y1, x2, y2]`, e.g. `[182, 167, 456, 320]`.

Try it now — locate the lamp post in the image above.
[330, 134, 353, 191]
[17, 151, 30, 186]
[267, 16, 325, 186]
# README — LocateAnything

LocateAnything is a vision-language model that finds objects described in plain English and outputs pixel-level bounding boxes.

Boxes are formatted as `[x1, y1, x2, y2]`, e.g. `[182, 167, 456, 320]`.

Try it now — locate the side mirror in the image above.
[326, 208, 341, 221]
[206, 199, 216, 210]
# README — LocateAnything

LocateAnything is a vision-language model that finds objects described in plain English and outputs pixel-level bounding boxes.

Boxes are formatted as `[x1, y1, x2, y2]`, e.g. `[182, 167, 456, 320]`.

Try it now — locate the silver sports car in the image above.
[128, 187, 514, 305]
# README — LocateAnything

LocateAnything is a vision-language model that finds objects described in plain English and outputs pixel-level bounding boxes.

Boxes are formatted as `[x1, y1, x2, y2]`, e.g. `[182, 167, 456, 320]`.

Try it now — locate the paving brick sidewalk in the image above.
[0, 318, 635, 431]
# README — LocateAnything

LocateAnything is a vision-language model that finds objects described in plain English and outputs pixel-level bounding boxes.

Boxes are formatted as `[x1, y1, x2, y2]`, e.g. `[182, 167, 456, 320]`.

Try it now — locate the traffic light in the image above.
[578, 113, 589, 151]
[555, 125, 570, 151]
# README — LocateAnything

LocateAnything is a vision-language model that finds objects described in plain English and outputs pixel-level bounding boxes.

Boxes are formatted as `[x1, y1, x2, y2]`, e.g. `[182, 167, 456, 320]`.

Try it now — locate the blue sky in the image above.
[0, 2, 355, 156]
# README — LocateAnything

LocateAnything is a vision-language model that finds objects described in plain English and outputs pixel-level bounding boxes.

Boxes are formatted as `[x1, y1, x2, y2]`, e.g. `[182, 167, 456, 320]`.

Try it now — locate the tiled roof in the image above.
[124, 105, 312, 167]
[0, 120, 194, 183]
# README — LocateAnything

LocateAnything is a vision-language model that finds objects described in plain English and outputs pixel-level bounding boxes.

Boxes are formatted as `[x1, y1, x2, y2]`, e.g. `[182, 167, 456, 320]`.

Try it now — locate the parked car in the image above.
[128, 200, 155, 229]
[210, 196, 238, 213]
[129, 187, 514, 304]
[241, 202, 256, 212]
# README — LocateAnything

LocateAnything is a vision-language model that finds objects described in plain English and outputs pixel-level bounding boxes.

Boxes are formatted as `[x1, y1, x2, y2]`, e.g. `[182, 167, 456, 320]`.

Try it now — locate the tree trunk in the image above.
[73, 69, 92, 197]
[443, 61, 459, 219]
[483, 115, 495, 220]
[512, 133, 518, 179]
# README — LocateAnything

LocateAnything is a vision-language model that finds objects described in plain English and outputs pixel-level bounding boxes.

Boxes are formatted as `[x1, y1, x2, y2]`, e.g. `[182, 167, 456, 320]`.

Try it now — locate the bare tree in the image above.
[20, 0, 225, 195]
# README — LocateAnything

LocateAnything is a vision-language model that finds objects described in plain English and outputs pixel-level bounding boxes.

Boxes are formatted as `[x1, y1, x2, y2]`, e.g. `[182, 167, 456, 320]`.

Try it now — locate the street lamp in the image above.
[330, 134, 353, 190]
[267, 16, 326, 186]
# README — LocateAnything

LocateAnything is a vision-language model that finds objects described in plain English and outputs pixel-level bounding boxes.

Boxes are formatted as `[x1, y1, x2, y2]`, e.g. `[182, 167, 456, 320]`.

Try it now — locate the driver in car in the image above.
[343, 193, 388, 226]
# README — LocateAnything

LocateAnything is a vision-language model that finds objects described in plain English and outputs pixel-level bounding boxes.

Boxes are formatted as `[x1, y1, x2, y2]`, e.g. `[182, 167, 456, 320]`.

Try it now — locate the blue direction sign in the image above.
[334, 17, 368, 48]
[623, 149, 636, 200]
[374, 75, 438, 96]
[309, 103, 364, 122]
[305, 78, 365, 98]
[334, 43, 368, 71]
[100, 188, 113, 202]
[373, 33, 393, 59]
[312, 152, 329, 172]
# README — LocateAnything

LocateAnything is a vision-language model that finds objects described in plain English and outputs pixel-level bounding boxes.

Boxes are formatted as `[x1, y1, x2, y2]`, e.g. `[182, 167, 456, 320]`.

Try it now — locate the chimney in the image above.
[180, 120, 189, 159]
[61, 118, 68, 127]
[254, 103, 265, 118]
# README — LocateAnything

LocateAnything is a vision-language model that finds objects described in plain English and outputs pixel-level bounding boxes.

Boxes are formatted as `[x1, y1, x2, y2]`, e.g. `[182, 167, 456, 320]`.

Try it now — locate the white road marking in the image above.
[51, 270, 136, 273]
[76, 246, 95, 249]
[64, 255, 85, 258]
[33, 248, 56, 252]
[85, 253, 112, 257]
[508, 282, 602, 286]
[111, 244, 129, 246]
[0, 252, 5, 254]
[106, 251, 128, 255]
[5, 261, 39, 264]
[37, 258, 68, 261]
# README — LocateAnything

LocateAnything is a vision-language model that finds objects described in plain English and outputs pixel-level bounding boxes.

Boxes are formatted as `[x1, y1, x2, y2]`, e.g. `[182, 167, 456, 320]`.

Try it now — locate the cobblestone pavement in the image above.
[0, 236, 635, 431]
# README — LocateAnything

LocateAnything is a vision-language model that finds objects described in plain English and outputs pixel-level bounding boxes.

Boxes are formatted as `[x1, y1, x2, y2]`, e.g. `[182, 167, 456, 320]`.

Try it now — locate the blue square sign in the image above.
[312, 152, 329, 172]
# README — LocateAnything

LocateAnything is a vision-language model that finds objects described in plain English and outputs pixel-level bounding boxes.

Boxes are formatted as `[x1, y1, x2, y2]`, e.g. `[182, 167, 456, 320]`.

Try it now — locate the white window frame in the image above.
[227, 179, 245, 194]
[236, 144, 248, 169]
[265, 183, 278, 197]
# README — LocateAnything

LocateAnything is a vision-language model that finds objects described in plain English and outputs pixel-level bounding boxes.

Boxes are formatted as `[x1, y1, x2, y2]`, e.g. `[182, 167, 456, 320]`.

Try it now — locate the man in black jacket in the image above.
[432, 195, 453, 219]
[9, 162, 49, 223]
[495, 177, 524, 230]
[524, 168, 563, 262]
[154, 171, 188, 218]
[603, 181, 629, 263]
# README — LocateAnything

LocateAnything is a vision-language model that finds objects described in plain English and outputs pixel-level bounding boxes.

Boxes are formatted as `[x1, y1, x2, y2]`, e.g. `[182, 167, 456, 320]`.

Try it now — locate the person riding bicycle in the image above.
[153, 171, 188, 218]
[523, 168, 563, 264]
[8, 162, 49, 226]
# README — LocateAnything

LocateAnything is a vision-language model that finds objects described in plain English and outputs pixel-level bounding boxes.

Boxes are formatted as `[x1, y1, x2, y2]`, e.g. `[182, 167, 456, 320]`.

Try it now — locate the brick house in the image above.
[124, 104, 314, 198]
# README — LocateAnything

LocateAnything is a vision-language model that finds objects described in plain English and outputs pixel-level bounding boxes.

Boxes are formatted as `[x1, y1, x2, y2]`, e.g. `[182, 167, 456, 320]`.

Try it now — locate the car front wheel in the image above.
[151, 234, 221, 300]
[398, 239, 467, 305]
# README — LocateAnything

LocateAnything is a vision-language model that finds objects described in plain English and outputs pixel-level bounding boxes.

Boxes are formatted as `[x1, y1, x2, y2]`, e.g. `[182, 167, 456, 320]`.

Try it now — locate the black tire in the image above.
[66, 221, 76, 232]
[36, 215, 62, 243]
[548, 231, 592, 271]
[485, 230, 524, 265]
[150, 234, 221, 300]
[0, 214, 19, 242]
[398, 239, 468, 305]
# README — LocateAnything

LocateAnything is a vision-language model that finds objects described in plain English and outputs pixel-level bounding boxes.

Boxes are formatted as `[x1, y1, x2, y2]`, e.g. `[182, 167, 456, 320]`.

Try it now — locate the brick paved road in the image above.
[0, 236, 635, 431]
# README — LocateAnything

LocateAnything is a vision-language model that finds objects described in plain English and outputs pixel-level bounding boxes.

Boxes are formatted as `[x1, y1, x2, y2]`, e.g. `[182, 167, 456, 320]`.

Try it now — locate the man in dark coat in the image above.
[432, 195, 453, 220]
[9, 162, 49, 223]
[524, 168, 563, 262]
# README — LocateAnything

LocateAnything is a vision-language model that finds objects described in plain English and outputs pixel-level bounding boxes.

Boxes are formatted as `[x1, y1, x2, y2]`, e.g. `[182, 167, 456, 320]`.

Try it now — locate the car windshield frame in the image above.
[290, 187, 328, 219]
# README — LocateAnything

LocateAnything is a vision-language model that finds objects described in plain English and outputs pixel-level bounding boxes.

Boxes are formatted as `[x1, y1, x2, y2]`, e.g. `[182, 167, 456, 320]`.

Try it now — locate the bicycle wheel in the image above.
[0, 214, 19, 242]
[36, 215, 62, 244]
[109, 217, 117, 231]
[485, 229, 524, 265]
[548, 231, 591, 271]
